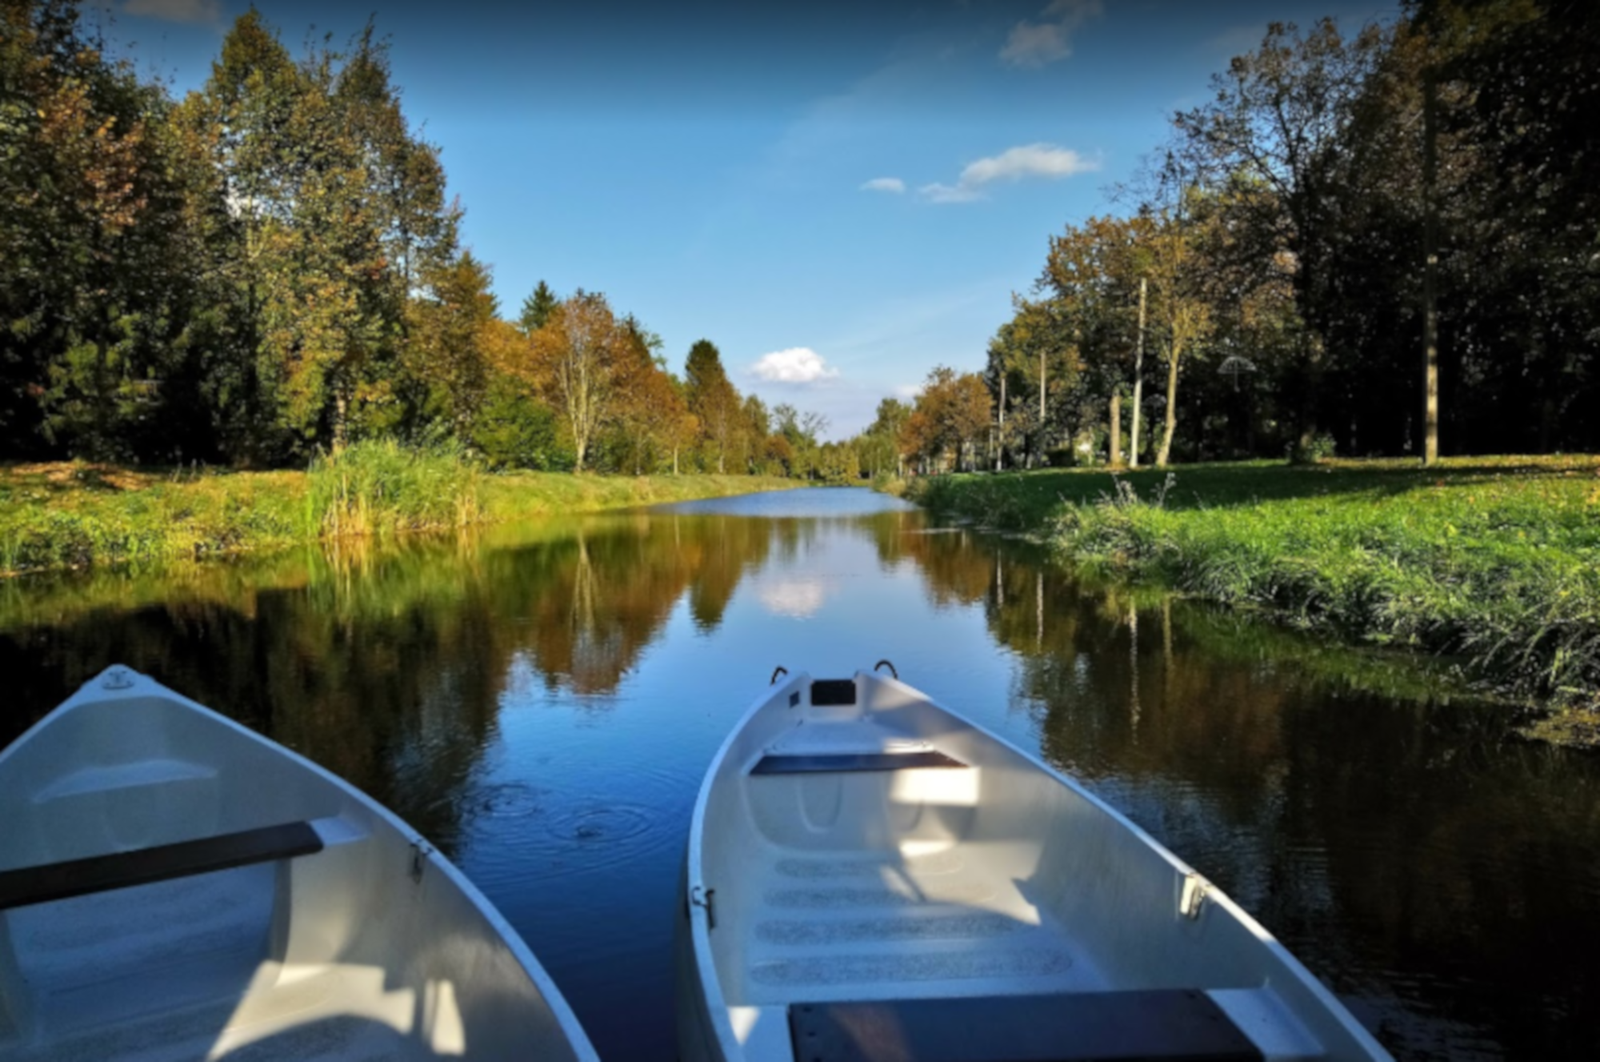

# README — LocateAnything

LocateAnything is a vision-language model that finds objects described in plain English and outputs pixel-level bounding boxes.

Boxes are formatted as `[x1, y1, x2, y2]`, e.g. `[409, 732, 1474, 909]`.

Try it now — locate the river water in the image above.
[2, 488, 1596, 1060]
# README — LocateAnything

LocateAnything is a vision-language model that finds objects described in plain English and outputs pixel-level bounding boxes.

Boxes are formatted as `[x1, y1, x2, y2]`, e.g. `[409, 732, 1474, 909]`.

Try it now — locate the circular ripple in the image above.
[464, 781, 548, 821]
[543, 804, 655, 845]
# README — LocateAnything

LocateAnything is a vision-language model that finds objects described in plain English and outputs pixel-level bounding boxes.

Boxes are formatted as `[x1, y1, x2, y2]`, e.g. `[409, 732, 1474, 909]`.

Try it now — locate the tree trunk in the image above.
[1109, 391, 1122, 468]
[996, 374, 1006, 471]
[1422, 58, 1440, 465]
[1130, 278, 1146, 469]
[1038, 351, 1047, 460]
[332, 384, 349, 454]
[1157, 338, 1181, 466]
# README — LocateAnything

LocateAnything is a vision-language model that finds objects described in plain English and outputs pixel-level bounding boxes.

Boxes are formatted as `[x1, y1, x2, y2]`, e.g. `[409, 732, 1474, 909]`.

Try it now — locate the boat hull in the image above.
[0, 666, 597, 1062]
[679, 669, 1390, 1062]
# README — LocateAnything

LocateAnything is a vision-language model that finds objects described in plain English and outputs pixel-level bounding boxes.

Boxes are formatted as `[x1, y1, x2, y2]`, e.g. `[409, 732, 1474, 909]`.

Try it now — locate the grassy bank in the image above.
[0, 442, 797, 576]
[902, 457, 1600, 740]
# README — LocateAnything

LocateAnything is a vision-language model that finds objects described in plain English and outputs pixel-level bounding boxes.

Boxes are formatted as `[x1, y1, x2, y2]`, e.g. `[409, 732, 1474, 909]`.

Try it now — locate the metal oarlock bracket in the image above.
[691, 885, 716, 929]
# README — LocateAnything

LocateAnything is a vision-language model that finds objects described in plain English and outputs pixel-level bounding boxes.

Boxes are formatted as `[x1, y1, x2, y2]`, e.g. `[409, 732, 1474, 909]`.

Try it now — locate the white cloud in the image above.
[920, 143, 1099, 204]
[963, 143, 1098, 183]
[1000, 0, 1102, 68]
[123, 0, 222, 23]
[751, 348, 840, 385]
[860, 177, 907, 194]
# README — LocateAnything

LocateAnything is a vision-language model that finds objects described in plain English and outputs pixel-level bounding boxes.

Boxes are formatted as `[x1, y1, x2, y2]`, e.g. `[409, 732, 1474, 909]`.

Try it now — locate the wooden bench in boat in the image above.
[0, 821, 324, 910]
[789, 989, 1264, 1062]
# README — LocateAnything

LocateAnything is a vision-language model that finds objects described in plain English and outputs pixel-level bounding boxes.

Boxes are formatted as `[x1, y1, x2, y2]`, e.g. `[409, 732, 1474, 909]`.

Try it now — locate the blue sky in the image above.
[101, 0, 1397, 438]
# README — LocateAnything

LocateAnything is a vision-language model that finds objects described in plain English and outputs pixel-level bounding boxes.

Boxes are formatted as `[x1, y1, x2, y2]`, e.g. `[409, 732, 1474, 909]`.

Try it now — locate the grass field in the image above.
[903, 456, 1600, 742]
[0, 443, 796, 576]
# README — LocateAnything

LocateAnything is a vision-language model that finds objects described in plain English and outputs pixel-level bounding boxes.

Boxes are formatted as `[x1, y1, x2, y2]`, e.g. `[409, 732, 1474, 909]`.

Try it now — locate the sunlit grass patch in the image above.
[0, 454, 800, 577]
[904, 455, 1600, 737]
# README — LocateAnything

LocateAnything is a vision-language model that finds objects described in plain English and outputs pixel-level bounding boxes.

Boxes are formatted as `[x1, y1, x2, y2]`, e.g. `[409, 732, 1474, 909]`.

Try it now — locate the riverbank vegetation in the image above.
[0, 446, 793, 575]
[905, 457, 1600, 739]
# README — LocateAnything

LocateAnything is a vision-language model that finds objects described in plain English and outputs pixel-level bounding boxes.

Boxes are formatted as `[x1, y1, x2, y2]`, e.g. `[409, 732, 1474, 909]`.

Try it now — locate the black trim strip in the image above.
[0, 821, 325, 910]
[788, 989, 1264, 1061]
[752, 751, 966, 774]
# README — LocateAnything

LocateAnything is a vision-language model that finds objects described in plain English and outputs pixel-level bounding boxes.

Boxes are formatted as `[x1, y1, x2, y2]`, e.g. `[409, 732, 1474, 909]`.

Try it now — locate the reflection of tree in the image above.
[675, 518, 774, 633]
[497, 515, 770, 693]
[893, 529, 1600, 1058]
[0, 514, 779, 853]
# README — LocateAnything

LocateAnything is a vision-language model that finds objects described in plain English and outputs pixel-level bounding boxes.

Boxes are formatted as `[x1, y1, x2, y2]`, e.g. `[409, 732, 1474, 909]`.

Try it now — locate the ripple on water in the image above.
[547, 804, 655, 846]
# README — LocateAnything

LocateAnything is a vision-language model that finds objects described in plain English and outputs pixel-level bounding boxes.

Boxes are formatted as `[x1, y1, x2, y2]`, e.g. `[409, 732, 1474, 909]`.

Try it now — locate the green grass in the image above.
[0, 446, 798, 576]
[900, 456, 1600, 735]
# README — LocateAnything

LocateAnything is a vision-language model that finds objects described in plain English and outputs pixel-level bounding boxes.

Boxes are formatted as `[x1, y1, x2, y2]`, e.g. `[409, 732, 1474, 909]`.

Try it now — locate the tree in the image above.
[684, 339, 740, 473]
[903, 366, 993, 472]
[986, 296, 1083, 467]
[772, 402, 827, 479]
[186, 11, 457, 457]
[405, 251, 496, 436]
[1138, 170, 1219, 467]
[609, 316, 682, 474]
[531, 290, 635, 472]
[857, 398, 910, 477]
[519, 280, 558, 334]
[1175, 19, 1388, 453]
[1, 0, 209, 460]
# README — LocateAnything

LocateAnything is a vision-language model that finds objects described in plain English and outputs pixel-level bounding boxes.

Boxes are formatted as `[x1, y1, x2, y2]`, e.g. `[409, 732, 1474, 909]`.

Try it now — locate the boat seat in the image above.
[751, 751, 967, 775]
[788, 989, 1264, 1061]
[0, 821, 324, 910]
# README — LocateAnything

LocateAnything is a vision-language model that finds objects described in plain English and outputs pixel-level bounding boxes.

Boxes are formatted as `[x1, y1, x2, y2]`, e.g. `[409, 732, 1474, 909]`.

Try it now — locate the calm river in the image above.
[2, 488, 1597, 1060]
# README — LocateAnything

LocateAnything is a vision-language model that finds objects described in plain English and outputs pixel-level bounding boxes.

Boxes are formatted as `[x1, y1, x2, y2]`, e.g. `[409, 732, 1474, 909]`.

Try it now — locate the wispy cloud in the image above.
[860, 177, 907, 194]
[1000, 0, 1102, 68]
[920, 143, 1099, 204]
[751, 347, 840, 385]
[122, 0, 222, 23]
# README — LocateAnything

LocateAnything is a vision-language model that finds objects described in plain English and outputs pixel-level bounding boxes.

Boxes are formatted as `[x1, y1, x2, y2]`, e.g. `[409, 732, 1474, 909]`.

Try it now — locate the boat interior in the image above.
[692, 672, 1380, 1061]
[0, 677, 585, 1062]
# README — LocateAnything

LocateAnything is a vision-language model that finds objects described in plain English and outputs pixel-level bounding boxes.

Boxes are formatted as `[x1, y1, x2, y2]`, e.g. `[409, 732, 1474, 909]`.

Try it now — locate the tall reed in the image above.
[305, 440, 483, 537]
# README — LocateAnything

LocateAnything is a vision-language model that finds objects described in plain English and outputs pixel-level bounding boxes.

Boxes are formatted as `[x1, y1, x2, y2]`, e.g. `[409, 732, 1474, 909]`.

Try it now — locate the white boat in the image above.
[0, 666, 598, 1062]
[679, 667, 1391, 1062]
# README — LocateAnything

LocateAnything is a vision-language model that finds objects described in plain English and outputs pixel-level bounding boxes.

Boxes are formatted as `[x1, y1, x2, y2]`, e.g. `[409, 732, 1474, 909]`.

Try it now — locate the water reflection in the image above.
[2, 488, 1596, 1060]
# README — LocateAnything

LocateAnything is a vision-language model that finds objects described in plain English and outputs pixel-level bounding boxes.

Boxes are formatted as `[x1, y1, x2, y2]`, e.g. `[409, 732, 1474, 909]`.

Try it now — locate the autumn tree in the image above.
[405, 251, 496, 436]
[532, 290, 635, 472]
[903, 366, 993, 473]
[471, 317, 566, 468]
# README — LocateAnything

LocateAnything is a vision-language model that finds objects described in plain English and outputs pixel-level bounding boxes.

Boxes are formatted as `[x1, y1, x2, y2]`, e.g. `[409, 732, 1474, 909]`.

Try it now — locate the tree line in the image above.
[977, 0, 1598, 468]
[1, 1, 841, 476]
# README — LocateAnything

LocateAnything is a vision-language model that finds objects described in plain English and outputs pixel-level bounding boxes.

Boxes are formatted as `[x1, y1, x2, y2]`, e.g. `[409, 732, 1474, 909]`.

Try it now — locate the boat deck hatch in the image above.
[787, 990, 1264, 1062]
[0, 820, 324, 910]
[810, 680, 858, 706]
[751, 751, 967, 775]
